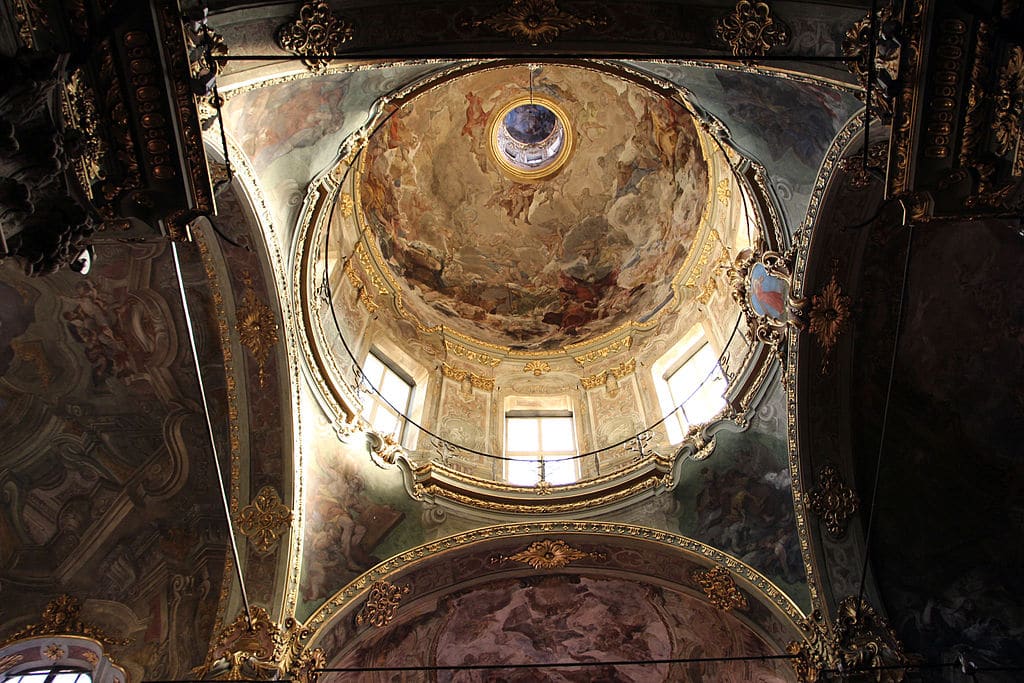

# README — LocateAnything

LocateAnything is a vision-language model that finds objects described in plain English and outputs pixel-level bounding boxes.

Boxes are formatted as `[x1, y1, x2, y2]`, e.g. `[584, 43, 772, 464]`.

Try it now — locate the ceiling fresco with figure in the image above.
[327, 575, 793, 682]
[357, 63, 710, 350]
[0, 246, 230, 680]
[219, 63, 449, 230]
[629, 63, 863, 230]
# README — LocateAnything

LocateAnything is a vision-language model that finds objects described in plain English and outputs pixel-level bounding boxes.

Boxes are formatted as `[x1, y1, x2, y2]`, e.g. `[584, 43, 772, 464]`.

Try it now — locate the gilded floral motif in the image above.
[692, 565, 748, 611]
[235, 486, 292, 554]
[806, 464, 859, 539]
[43, 644, 65, 661]
[491, 539, 605, 569]
[276, 0, 354, 71]
[237, 287, 279, 387]
[355, 581, 411, 628]
[714, 0, 791, 58]
[468, 0, 605, 44]
[808, 271, 851, 374]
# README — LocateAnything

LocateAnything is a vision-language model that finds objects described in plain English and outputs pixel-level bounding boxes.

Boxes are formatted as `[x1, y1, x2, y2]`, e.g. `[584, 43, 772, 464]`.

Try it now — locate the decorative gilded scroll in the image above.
[276, 0, 354, 72]
[2, 595, 129, 650]
[714, 0, 791, 59]
[692, 566, 748, 611]
[842, 142, 889, 190]
[806, 464, 859, 539]
[235, 485, 292, 555]
[787, 597, 912, 683]
[466, 0, 606, 45]
[491, 539, 605, 569]
[842, 5, 901, 119]
[441, 362, 495, 391]
[355, 581, 411, 628]
[198, 607, 324, 683]
[994, 46, 1024, 175]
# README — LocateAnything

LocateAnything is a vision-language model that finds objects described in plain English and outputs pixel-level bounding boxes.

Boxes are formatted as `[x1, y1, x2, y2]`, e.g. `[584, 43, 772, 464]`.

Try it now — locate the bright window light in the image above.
[360, 351, 413, 439]
[505, 415, 577, 486]
[667, 343, 727, 434]
[5, 669, 92, 683]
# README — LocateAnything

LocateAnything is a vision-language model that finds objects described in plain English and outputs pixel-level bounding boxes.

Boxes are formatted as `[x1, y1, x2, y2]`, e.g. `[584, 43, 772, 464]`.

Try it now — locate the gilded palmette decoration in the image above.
[355, 581, 411, 628]
[807, 464, 859, 539]
[491, 539, 605, 569]
[692, 566, 748, 611]
[276, 0, 354, 71]
[235, 486, 292, 554]
[237, 286, 280, 387]
[523, 359, 551, 376]
[808, 270, 851, 375]
[714, 0, 791, 58]
[467, 0, 606, 45]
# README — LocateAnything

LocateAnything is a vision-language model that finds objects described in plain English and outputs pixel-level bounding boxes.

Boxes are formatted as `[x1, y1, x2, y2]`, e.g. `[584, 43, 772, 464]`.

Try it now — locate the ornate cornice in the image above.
[2, 595, 129, 651]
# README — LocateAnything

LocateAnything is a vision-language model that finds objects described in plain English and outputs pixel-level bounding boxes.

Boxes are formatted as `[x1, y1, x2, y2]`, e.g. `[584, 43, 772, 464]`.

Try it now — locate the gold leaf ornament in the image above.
[692, 565, 749, 611]
[276, 0, 354, 72]
[714, 0, 791, 58]
[235, 486, 292, 554]
[491, 539, 606, 569]
[237, 287, 279, 387]
[469, 0, 605, 45]
[355, 581, 411, 628]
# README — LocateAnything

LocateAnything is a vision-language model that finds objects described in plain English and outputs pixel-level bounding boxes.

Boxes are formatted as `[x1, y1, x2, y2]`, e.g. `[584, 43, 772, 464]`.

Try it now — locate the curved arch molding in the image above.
[300, 523, 807, 661]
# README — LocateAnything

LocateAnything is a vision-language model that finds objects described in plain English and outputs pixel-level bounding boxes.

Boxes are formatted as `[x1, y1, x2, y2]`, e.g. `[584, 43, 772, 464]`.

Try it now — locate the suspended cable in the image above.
[854, 200, 914, 615]
[317, 653, 798, 674]
[171, 240, 253, 626]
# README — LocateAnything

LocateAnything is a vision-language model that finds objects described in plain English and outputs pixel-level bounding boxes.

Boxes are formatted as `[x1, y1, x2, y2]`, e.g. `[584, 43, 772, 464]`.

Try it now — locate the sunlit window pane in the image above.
[379, 371, 412, 408]
[540, 417, 575, 452]
[505, 414, 577, 485]
[543, 454, 576, 485]
[507, 457, 541, 485]
[360, 351, 413, 439]
[506, 417, 540, 452]
[668, 343, 727, 431]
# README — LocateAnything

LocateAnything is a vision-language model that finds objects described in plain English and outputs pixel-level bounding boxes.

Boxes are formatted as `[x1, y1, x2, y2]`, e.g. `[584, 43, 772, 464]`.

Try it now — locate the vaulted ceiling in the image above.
[1, 1, 1022, 682]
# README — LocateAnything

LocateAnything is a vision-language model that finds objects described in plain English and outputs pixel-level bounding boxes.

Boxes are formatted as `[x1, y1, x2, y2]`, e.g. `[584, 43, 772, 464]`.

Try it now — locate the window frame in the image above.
[651, 326, 729, 444]
[503, 409, 579, 487]
[360, 348, 415, 441]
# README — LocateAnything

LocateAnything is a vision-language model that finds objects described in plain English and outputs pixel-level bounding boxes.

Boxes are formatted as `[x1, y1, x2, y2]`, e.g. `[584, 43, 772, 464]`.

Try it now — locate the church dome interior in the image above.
[1, 1, 1022, 681]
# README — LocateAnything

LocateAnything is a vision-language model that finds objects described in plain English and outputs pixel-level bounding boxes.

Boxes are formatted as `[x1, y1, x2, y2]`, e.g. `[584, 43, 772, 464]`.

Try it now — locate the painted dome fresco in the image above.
[356, 64, 711, 351]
